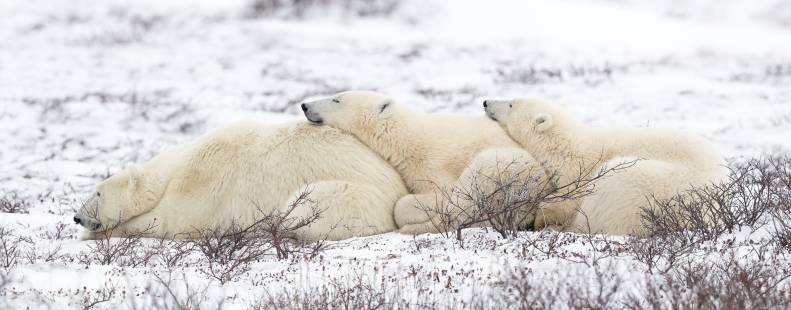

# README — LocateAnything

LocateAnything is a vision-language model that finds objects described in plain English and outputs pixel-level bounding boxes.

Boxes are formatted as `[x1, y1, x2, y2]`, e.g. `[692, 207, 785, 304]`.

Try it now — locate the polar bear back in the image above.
[405, 114, 522, 191]
[187, 121, 402, 205]
[600, 127, 726, 170]
[140, 121, 406, 235]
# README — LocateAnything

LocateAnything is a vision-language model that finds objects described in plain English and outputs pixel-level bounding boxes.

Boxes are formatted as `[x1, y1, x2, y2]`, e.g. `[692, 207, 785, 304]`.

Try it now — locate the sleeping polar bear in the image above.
[73, 121, 408, 240]
[484, 98, 728, 236]
[301, 91, 549, 235]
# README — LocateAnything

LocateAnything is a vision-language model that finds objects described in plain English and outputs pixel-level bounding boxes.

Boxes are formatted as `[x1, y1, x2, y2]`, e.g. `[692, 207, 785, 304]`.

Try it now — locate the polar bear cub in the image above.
[484, 98, 728, 236]
[74, 121, 408, 241]
[301, 90, 545, 235]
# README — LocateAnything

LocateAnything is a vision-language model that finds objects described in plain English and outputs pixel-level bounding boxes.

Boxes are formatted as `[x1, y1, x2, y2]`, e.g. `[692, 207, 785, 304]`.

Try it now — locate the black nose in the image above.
[301, 103, 308, 112]
[73, 216, 81, 224]
[483, 100, 488, 108]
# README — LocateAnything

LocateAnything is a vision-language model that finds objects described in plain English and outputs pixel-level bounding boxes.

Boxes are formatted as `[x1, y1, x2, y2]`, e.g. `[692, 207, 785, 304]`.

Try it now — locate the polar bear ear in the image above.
[534, 113, 553, 132]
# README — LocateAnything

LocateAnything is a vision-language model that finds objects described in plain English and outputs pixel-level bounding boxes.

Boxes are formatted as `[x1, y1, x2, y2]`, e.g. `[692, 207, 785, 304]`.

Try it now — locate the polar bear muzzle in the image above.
[74, 195, 102, 231]
[482, 99, 511, 121]
[301, 101, 324, 124]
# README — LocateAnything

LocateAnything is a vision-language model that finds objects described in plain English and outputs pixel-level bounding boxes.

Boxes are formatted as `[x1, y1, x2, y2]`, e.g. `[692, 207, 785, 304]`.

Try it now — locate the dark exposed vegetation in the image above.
[0, 191, 30, 214]
[247, 0, 401, 19]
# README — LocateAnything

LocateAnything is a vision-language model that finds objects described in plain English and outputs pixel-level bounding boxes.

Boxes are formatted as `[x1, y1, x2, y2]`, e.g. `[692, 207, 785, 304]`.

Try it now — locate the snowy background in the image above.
[1, 0, 790, 308]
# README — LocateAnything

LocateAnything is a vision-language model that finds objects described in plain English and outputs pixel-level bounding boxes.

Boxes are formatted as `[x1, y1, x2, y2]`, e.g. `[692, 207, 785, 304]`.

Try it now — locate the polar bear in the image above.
[73, 121, 408, 241]
[484, 98, 728, 236]
[300, 91, 547, 235]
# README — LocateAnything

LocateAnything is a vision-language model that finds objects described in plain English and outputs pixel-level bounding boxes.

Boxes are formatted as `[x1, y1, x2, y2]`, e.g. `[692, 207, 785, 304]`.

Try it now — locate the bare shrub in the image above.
[257, 189, 329, 260]
[499, 266, 560, 309]
[519, 230, 624, 267]
[115, 92, 205, 134]
[77, 223, 158, 267]
[69, 8, 163, 47]
[470, 163, 547, 239]
[567, 232, 625, 267]
[772, 213, 791, 250]
[190, 220, 274, 285]
[127, 272, 222, 310]
[191, 189, 327, 284]
[565, 267, 624, 309]
[247, 0, 400, 19]
[250, 263, 626, 309]
[81, 282, 118, 310]
[25, 242, 66, 264]
[414, 86, 483, 113]
[75, 188, 325, 280]
[494, 60, 642, 86]
[0, 273, 20, 309]
[506, 252, 790, 309]
[25, 91, 205, 134]
[767, 156, 791, 250]
[148, 238, 194, 268]
[731, 62, 791, 83]
[626, 256, 791, 310]
[518, 230, 566, 260]
[417, 157, 637, 242]
[0, 191, 30, 214]
[498, 262, 626, 309]
[42, 222, 76, 240]
[0, 226, 33, 271]
[253, 275, 399, 310]
[626, 233, 696, 274]
[643, 156, 790, 246]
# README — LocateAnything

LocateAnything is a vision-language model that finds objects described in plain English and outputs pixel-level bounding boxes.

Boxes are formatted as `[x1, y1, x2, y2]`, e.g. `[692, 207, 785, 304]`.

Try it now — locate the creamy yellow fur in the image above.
[76, 121, 408, 241]
[302, 91, 543, 234]
[485, 98, 728, 236]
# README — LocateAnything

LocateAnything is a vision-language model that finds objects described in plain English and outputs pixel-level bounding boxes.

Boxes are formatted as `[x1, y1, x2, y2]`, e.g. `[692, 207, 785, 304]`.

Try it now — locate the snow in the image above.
[1, 0, 790, 308]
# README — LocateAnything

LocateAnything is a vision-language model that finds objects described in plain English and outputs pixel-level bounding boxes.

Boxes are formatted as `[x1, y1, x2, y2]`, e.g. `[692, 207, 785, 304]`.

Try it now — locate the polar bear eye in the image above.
[379, 103, 390, 113]
[509, 104, 512, 108]
[96, 192, 101, 197]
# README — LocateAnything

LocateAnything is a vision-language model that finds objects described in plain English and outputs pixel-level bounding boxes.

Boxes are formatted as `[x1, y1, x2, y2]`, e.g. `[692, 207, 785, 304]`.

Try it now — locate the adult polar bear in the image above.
[301, 91, 546, 235]
[74, 121, 407, 240]
[484, 98, 728, 236]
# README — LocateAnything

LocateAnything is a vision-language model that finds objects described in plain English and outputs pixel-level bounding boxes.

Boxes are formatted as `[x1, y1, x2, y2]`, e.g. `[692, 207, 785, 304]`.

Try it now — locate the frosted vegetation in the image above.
[1, 0, 790, 308]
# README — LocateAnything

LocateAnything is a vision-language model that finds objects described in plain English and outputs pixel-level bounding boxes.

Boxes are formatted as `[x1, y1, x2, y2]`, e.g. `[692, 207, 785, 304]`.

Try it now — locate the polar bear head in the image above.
[73, 166, 160, 232]
[483, 98, 575, 147]
[300, 90, 397, 133]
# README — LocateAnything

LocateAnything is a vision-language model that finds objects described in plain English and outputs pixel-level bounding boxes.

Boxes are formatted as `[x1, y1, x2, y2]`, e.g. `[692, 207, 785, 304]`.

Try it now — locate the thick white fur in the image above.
[301, 91, 544, 234]
[485, 98, 728, 236]
[77, 121, 407, 241]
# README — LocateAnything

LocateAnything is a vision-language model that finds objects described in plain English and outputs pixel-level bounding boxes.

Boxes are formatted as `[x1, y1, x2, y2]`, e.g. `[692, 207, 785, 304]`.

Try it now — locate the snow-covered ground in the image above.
[1, 0, 790, 308]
